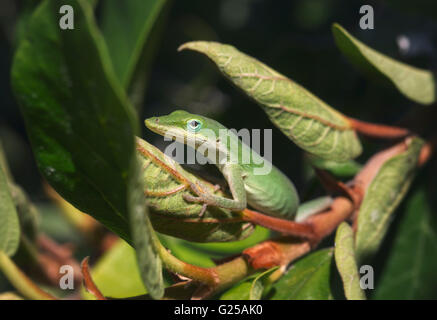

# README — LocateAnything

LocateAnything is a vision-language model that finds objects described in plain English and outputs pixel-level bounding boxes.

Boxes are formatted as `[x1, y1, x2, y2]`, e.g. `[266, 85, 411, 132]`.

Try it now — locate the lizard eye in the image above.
[187, 119, 202, 132]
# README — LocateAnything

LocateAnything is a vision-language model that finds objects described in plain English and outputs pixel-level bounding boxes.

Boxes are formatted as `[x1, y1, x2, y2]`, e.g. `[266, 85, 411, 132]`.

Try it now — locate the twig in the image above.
[0, 251, 57, 300]
[349, 117, 410, 139]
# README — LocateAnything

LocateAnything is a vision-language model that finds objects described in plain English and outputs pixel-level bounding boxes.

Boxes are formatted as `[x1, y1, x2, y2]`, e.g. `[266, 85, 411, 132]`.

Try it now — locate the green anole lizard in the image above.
[145, 110, 332, 239]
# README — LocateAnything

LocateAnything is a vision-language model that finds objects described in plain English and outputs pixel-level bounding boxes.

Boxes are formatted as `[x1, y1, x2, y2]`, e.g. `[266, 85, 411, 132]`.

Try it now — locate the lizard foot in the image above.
[183, 194, 209, 217]
[183, 193, 206, 203]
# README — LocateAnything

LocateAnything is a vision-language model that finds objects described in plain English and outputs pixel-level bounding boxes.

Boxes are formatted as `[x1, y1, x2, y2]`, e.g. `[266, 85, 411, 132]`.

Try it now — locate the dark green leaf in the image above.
[269, 249, 334, 300]
[12, 0, 40, 47]
[373, 187, 437, 299]
[355, 138, 424, 262]
[334, 222, 366, 300]
[11, 0, 137, 241]
[11, 0, 164, 298]
[332, 23, 435, 105]
[179, 41, 362, 162]
[101, 0, 167, 85]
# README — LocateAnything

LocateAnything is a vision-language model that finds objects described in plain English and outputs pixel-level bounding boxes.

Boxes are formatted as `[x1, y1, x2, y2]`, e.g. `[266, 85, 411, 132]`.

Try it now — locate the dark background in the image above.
[1, 0, 437, 299]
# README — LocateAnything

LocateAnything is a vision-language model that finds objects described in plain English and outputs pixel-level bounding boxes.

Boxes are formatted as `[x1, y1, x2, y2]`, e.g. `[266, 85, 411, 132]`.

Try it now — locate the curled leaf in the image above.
[136, 137, 254, 242]
[179, 41, 362, 161]
[334, 222, 366, 300]
[355, 137, 424, 262]
[333, 23, 435, 105]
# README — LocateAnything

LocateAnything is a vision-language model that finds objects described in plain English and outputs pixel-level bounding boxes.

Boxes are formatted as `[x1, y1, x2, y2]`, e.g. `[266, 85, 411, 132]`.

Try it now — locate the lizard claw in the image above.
[182, 194, 208, 217]
[199, 203, 208, 217]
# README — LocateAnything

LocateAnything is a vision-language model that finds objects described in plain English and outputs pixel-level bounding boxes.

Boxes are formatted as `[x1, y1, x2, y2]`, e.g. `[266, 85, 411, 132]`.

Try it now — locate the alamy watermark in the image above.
[359, 5, 374, 30]
[59, 265, 74, 290]
[59, 5, 74, 30]
[359, 265, 374, 290]
[163, 128, 273, 175]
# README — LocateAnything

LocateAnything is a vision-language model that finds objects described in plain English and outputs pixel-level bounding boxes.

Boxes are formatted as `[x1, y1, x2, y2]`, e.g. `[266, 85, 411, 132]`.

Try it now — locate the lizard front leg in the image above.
[183, 164, 247, 212]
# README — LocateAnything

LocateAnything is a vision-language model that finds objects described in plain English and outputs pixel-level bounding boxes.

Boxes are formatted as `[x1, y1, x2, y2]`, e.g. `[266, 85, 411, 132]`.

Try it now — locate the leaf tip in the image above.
[331, 22, 341, 32]
[178, 41, 208, 53]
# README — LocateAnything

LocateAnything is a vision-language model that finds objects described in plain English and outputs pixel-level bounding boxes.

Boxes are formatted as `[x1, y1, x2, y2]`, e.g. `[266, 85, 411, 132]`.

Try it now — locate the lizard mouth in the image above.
[145, 117, 187, 142]
[144, 117, 212, 149]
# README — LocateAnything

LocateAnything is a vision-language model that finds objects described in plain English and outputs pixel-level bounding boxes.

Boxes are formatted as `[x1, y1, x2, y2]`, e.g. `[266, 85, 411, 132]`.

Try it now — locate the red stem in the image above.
[349, 117, 410, 139]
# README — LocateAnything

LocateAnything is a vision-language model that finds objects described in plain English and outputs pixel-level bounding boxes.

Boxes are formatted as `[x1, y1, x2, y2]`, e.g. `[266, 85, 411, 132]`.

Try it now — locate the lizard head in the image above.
[145, 110, 227, 146]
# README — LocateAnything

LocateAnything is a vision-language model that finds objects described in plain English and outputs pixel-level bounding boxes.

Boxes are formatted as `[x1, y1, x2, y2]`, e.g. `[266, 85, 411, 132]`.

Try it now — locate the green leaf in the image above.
[0, 166, 20, 257]
[0, 142, 39, 241]
[220, 267, 278, 300]
[9, 184, 39, 241]
[179, 41, 362, 162]
[355, 137, 424, 262]
[82, 239, 147, 299]
[100, 0, 169, 108]
[11, 0, 137, 242]
[334, 222, 366, 300]
[306, 153, 362, 178]
[373, 187, 437, 299]
[12, 0, 40, 47]
[0, 141, 13, 182]
[159, 235, 215, 268]
[136, 137, 254, 242]
[332, 23, 435, 105]
[269, 249, 334, 300]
